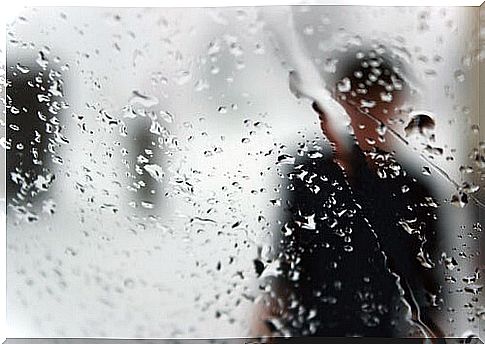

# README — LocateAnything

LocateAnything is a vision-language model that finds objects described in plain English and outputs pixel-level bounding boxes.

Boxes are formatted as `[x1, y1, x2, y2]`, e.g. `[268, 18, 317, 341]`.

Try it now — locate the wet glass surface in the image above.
[2, 5, 484, 339]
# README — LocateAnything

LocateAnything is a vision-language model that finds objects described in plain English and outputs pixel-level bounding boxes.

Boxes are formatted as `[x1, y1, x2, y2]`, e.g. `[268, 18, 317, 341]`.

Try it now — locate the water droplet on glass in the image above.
[141, 201, 154, 209]
[130, 90, 159, 107]
[16, 63, 30, 74]
[174, 70, 191, 85]
[159, 110, 174, 123]
[301, 214, 316, 230]
[459, 181, 479, 194]
[337, 77, 351, 93]
[36, 51, 49, 69]
[459, 165, 474, 174]
[422, 166, 431, 176]
[464, 285, 483, 295]
[454, 69, 465, 82]
[451, 192, 468, 208]
[124, 278, 135, 289]
[277, 154, 295, 165]
[424, 145, 444, 156]
[405, 113, 435, 137]
[143, 164, 164, 183]
[380, 92, 393, 102]
[253, 259, 265, 277]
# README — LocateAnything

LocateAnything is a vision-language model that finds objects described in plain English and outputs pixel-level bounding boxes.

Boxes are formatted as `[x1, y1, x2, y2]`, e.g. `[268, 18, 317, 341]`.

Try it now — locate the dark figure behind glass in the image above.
[7, 62, 54, 207]
[252, 49, 443, 338]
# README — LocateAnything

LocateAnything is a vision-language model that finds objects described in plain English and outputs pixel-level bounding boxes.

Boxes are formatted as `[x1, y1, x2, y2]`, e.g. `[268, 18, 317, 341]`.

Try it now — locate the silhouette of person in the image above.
[252, 48, 443, 338]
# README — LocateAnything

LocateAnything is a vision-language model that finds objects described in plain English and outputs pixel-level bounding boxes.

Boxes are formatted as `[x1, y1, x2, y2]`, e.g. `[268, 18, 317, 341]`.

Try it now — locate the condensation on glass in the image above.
[2, 5, 484, 340]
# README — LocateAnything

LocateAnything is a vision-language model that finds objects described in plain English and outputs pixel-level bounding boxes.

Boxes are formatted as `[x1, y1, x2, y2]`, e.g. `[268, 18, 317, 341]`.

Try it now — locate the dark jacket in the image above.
[273, 146, 440, 337]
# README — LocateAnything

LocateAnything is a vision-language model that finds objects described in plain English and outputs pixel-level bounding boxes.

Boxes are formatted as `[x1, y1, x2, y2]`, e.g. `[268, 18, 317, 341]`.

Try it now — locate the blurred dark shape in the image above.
[262, 48, 443, 337]
[130, 124, 165, 210]
[6, 60, 54, 206]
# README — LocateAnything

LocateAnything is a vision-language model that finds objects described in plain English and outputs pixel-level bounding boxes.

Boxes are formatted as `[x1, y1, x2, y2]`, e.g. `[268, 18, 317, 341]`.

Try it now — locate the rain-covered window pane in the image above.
[3, 4, 484, 340]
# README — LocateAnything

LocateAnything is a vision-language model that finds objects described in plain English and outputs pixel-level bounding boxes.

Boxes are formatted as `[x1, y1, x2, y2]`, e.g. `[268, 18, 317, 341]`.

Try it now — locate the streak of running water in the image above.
[367, 212, 439, 339]
[261, 6, 444, 338]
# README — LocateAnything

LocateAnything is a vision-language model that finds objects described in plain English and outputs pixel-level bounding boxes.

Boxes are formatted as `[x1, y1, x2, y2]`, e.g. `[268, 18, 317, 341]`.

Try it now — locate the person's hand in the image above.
[249, 277, 292, 339]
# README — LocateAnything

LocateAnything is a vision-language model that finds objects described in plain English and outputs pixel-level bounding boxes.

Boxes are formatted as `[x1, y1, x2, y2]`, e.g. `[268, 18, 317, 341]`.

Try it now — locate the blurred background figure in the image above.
[6, 57, 66, 220]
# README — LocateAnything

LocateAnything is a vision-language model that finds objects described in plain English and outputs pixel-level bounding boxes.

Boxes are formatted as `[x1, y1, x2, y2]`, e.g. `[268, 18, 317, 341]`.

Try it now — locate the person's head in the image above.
[333, 48, 410, 151]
